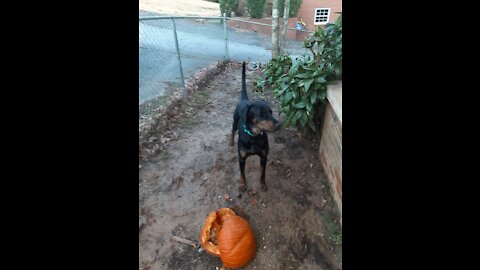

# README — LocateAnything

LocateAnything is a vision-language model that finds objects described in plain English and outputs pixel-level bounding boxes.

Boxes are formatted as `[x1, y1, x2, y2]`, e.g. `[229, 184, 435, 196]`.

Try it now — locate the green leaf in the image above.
[293, 110, 302, 122]
[281, 75, 291, 83]
[318, 42, 325, 54]
[319, 61, 326, 70]
[304, 78, 314, 92]
[313, 69, 326, 77]
[275, 68, 282, 76]
[294, 102, 305, 109]
[295, 73, 311, 79]
[302, 64, 317, 71]
[306, 102, 313, 112]
[310, 91, 318, 103]
[315, 76, 327, 83]
[284, 113, 292, 126]
[285, 91, 293, 102]
[319, 90, 327, 101]
[304, 39, 313, 48]
[335, 65, 342, 76]
[300, 113, 308, 127]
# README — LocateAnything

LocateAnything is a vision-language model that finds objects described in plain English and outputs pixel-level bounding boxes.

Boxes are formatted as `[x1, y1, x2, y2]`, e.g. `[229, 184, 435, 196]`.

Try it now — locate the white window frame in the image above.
[314, 8, 331, 25]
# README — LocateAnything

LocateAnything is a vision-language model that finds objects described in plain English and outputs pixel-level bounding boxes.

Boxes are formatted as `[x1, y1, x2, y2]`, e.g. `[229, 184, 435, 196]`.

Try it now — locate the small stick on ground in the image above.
[171, 235, 197, 248]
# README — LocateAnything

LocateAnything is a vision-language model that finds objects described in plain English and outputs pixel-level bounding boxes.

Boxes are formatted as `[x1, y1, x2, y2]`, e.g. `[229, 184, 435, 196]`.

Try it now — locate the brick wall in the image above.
[319, 81, 342, 224]
[296, 0, 342, 31]
[227, 17, 310, 41]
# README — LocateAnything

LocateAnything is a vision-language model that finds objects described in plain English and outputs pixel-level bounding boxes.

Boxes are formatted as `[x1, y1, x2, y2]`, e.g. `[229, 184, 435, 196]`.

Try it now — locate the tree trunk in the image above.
[280, 0, 291, 55]
[271, 0, 279, 58]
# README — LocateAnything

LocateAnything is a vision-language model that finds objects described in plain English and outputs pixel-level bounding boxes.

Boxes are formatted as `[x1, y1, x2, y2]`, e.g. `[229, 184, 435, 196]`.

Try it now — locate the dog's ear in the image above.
[240, 103, 251, 124]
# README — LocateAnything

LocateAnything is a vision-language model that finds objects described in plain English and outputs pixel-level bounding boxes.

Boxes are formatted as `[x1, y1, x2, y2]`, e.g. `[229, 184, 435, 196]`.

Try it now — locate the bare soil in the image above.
[139, 62, 342, 270]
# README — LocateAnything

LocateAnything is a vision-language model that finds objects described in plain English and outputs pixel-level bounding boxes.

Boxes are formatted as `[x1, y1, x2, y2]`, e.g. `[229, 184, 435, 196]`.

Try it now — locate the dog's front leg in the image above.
[229, 130, 236, 147]
[239, 156, 247, 192]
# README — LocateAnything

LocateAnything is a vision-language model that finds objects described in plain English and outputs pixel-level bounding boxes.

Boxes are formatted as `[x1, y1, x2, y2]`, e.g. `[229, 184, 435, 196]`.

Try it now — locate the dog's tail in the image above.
[241, 61, 248, 100]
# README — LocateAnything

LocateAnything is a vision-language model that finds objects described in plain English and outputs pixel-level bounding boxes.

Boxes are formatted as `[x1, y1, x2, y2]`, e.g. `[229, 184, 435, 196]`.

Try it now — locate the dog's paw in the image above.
[261, 183, 268, 192]
[239, 184, 247, 192]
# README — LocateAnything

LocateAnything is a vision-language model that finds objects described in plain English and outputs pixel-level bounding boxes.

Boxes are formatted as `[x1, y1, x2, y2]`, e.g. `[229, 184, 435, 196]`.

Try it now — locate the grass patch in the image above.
[323, 211, 342, 246]
[160, 150, 169, 161]
[335, 253, 342, 264]
[191, 90, 209, 105]
[178, 112, 192, 127]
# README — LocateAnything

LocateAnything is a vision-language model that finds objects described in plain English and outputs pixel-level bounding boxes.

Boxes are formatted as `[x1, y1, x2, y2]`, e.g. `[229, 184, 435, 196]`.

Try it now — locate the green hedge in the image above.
[246, 0, 266, 18]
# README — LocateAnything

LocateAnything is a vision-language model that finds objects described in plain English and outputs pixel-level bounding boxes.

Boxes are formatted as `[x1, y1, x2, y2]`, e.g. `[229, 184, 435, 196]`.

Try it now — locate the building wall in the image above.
[319, 81, 342, 224]
[227, 0, 341, 40]
[296, 0, 342, 31]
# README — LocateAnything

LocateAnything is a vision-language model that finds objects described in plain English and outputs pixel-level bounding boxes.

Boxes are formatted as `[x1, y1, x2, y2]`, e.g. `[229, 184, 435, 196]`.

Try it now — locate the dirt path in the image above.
[139, 62, 342, 270]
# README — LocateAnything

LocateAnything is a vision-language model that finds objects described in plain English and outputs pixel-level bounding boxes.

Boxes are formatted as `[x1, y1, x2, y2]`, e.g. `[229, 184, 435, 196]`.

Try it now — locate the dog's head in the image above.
[245, 100, 281, 135]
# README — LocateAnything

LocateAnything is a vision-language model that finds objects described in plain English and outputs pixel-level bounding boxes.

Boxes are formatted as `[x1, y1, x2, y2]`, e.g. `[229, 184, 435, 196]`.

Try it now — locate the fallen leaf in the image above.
[223, 194, 230, 200]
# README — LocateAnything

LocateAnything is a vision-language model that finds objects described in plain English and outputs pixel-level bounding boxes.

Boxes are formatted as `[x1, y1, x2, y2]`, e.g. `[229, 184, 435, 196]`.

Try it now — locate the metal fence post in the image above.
[172, 18, 186, 90]
[223, 13, 229, 60]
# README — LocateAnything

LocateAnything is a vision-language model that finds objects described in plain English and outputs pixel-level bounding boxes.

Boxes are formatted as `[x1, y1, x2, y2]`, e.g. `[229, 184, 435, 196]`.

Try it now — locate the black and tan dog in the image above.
[230, 62, 281, 192]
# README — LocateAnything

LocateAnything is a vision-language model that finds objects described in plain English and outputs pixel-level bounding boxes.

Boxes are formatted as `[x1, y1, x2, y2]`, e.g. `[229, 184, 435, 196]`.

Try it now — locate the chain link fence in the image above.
[139, 15, 313, 127]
